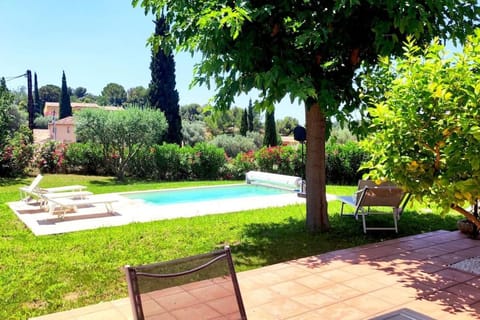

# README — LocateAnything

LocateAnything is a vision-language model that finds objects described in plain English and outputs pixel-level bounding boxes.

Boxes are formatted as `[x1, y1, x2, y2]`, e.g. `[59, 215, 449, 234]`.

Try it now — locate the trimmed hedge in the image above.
[33, 141, 368, 184]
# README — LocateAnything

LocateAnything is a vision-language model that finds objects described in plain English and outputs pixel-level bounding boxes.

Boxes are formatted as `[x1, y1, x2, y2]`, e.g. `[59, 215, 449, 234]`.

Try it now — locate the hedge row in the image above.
[26, 141, 368, 185]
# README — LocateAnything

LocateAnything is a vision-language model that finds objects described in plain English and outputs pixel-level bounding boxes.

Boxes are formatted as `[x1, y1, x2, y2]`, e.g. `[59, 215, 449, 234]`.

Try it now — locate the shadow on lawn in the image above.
[233, 213, 476, 317]
[0, 177, 31, 187]
[232, 210, 460, 269]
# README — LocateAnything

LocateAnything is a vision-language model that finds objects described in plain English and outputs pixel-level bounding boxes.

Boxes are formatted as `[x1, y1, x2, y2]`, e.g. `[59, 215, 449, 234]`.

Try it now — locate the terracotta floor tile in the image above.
[207, 295, 243, 316]
[240, 287, 281, 307]
[356, 245, 404, 260]
[286, 310, 330, 320]
[188, 283, 234, 302]
[436, 268, 477, 282]
[342, 276, 388, 293]
[241, 270, 285, 286]
[413, 247, 451, 258]
[317, 268, 359, 283]
[75, 309, 129, 320]
[444, 283, 480, 305]
[419, 262, 447, 274]
[250, 297, 311, 319]
[421, 290, 474, 313]
[237, 275, 262, 291]
[313, 302, 368, 320]
[340, 263, 380, 276]
[30, 231, 479, 320]
[294, 274, 336, 290]
[169, 303, 222, 319]
[363, 271, 405, 286]
[269, 265, 315, 280]
[342, 292, 395, 315]
[290, 291, 338, 309]
[321, 283, 363, 300]
[245, 306, 278, 320]
[154, 290, 199, 311]
[269, 280, 313, 297]
[468, 277, 480, 289]
[304, 258, 352, 272]
[368, 284, 420, 305]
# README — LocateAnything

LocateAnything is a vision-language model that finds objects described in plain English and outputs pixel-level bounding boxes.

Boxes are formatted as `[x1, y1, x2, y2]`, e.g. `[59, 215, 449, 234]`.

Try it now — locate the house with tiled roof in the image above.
[43, 102, 100, 117]
[48, 116, 76, 143]
[44, 102, 123, 143]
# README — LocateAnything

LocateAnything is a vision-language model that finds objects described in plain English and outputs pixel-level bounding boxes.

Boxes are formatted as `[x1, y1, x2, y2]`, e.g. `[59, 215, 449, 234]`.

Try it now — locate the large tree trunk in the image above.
[305, 102, 330, 232]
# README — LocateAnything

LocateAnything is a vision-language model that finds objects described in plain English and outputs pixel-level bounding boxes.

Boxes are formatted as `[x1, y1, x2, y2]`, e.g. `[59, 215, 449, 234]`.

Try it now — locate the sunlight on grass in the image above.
[0, 174, 462, 319]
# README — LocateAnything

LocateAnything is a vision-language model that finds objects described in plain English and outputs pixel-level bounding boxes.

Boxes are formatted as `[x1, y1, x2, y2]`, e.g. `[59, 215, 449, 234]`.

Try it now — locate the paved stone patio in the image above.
[31, 230, 480, 319]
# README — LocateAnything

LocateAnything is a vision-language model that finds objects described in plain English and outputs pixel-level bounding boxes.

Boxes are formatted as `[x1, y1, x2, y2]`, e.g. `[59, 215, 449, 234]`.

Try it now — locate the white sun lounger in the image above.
[19, 174, 87, 201]
[41, 191, 93, 208]
[47, 195, 119, 218]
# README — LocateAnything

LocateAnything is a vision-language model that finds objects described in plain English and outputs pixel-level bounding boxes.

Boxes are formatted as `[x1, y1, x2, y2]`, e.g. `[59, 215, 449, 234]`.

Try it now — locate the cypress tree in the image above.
[33, 72, 43, 118]
[59, 71, 72, 119]
[148, 13, 182, 145]
[247, 99, 254, 132]
[240, 108, 248, 136]
[263, 109, 278, 147]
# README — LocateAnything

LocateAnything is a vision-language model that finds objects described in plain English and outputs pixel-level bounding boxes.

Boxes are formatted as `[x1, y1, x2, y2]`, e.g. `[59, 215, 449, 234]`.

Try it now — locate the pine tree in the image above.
[59, 71, 72, 119]
[247, 99, 254, 132]
[263, 109, 278, 147]
[148, 13, 182, 144]
[33, 72, 42, 118]
[240, 108, 248, 136]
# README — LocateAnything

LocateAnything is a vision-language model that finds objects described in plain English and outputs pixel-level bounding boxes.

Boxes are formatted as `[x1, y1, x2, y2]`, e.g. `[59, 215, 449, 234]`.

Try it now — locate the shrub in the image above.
[35, 141, 67, 173]
[247, 131, 263, 149]
[181, 121, 206, 146]
[255, 146, 283, 173]
[227, 150, 258, 179]
[209, 134, 256, 158]
[326, 141, 369, 185]
[125, 145, 156, 179]
[33, 115, 53, 129]
[191, 143, 226, 180]
[153, 144, 192, 181]
[0, 127, 34, 177]
[64, 142, 104, 175]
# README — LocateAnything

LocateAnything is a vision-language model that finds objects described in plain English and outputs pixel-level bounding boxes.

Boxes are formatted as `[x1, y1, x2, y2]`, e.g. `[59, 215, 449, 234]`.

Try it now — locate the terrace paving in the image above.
[31, 230, 480, 319]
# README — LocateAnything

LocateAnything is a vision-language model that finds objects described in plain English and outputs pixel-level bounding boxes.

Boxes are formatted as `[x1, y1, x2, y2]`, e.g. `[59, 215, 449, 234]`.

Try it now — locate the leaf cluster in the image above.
[133, 0, 479, 128]
[362, 30, 480, 212]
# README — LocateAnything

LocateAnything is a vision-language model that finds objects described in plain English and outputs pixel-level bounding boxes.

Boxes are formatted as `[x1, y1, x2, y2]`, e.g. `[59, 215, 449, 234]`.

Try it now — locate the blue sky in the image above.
[0, 0, 305, 124]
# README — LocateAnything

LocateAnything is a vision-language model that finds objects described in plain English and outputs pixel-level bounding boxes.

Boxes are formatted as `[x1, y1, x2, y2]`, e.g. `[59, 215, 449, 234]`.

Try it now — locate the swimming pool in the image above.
[122, 184, 293, 205]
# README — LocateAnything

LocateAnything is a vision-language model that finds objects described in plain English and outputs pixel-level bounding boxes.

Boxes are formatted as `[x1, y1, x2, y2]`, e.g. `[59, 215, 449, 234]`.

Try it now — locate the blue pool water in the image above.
[123, 184, 292, 205]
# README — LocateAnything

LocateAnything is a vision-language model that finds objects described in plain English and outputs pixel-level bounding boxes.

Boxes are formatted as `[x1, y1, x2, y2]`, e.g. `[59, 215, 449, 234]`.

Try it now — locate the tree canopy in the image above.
[133, 0, 480, 232]
[126, 86, 148, 107]
[361, 31, 480, 230]
[101, 83, 127, 106]
[75, 107, 167, 180]
[39, 84, 61, 103]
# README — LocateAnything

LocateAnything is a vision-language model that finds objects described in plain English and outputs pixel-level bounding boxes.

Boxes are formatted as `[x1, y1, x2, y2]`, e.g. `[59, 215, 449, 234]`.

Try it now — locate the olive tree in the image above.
[75, 107, 167, 180]
[361, 32, 480, 230]
[133, 0, 480, 232]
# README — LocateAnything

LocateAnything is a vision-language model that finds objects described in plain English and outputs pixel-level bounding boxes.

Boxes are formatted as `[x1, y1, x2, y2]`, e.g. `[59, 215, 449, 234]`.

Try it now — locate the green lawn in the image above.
[0, 174, 462, 319]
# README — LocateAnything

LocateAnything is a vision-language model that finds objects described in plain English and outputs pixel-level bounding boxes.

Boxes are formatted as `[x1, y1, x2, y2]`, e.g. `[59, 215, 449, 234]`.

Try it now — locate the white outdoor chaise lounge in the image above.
[47, 194, 120, 218]
[336, 180, 411, 233]
[40, 191, 93, 209]
[19, 174, 87, 202]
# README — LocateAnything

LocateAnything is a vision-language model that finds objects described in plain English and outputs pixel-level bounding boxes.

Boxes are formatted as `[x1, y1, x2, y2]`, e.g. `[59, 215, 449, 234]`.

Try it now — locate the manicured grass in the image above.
[0, 174, 462, 319]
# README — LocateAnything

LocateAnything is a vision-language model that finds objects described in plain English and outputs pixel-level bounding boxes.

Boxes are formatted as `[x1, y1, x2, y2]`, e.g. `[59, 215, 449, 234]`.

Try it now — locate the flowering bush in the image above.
[0, 128, 34, 177]
[35, 141, 67, 173]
